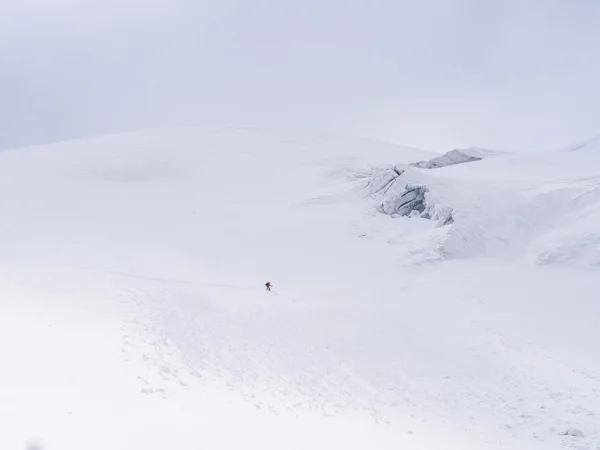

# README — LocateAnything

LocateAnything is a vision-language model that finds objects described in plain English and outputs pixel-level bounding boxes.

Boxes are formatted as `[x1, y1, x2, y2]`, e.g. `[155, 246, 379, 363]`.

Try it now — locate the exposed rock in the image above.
[411, 149, 483, 169]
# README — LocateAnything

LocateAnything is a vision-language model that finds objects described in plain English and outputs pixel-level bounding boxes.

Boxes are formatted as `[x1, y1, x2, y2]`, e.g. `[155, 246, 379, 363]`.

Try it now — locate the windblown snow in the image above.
[2, 126, 600, 450]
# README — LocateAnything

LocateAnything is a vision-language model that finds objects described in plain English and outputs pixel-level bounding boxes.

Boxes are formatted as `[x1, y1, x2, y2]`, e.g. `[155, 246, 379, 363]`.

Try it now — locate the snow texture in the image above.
[1, 126, 600, 450]
[365, 165, 454, 226]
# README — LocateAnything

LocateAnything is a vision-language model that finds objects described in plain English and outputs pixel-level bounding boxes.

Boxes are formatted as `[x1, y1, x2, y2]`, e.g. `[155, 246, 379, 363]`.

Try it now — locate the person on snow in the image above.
[265, 282, 272, 291]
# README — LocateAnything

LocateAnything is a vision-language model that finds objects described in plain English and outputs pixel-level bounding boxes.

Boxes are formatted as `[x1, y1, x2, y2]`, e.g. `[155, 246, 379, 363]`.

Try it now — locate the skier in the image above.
[265, 282, 272, 291]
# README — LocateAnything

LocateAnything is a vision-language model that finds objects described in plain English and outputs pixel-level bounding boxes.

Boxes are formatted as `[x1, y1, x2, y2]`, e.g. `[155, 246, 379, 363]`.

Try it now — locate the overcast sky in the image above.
[0, 0, 599, 152]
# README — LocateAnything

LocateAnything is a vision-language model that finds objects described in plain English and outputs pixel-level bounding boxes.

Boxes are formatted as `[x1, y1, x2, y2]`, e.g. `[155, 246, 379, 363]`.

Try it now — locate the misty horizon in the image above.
[1, 0, 598, 153]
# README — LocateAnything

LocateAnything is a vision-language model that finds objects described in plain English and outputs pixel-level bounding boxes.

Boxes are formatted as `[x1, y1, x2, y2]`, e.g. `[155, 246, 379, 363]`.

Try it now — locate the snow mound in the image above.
[348, 139, 600, 270]
[527, 181, 600, 268]
[403, 144, 600, 268]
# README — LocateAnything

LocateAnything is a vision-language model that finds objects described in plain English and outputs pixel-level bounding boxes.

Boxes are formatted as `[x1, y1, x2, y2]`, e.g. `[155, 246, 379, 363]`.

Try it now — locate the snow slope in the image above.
[2, 126, 600, 450]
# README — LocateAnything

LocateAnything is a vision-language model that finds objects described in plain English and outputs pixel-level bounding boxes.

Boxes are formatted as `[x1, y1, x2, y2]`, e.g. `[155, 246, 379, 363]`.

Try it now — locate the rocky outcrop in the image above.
[410, 149, 482, 169]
